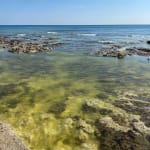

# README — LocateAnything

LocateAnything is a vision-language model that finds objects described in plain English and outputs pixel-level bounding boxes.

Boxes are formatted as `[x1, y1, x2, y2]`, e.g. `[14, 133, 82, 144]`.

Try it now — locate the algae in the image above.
[0, 53, 150, 149]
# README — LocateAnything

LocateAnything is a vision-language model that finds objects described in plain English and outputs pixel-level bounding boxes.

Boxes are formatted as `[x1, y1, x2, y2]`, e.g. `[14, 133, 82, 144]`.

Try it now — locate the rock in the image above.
[126, 47, 150, 56]
[0, 121, 30, 150]
[147, 41, 150, 44]
[81, 143, 98, 150]
[117, 50, 127, 59]
[82, 99, 119, 116]
[77, 119, 94, 134]
[95, 46, 150, 58]
[0, 36, 61, 54]
[96, 118, 150, 150]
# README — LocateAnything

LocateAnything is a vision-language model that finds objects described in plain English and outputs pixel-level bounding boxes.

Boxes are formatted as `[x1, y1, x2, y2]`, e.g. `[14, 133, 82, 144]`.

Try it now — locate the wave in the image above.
[78, 33, 97, 37]
[98, 40, 115, 44]
[17, 34, 26, 37]
[47, 32, 57, 34]
[129, 35, 146, 39]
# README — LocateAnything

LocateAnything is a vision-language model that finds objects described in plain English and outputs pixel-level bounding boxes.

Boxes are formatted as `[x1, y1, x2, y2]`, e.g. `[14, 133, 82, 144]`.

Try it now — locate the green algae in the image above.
[0, 53, 150, 149]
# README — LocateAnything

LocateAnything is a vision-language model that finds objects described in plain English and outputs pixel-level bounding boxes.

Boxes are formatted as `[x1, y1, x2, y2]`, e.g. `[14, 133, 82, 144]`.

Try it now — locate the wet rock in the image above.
[96, 46, 127, 58]
[113, 92, 150, 128]
[117, 50, 127, 59]
[77, 119, 95, 134]
[96, 118, 150, 150]
[81, 143, 98, 150]
[82, 99, 114, 115]
[96, 46, 150, 58]
[131, 121, 150, 134]
[47, 101, 66, 115]
[126, 47, 150, 56]
[0, 37, 7, 44]
[0, 121, 30, 150]
[147, 41, 150, 44]
[0, 84, 21, 97]
[0, 36, 62, 54]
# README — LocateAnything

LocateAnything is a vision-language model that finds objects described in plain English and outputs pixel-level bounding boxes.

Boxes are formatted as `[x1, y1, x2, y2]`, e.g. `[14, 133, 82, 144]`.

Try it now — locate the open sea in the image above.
[0, 25, 150, 150]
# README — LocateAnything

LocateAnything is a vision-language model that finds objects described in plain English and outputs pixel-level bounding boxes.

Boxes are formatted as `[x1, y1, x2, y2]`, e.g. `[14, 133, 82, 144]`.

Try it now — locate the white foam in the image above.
[78, 33, 97, 37]
[47, 32, 57, 34]
[98, 40, 115, 44]
[17, 34, 26, 37]
[130, 35, 145, 38]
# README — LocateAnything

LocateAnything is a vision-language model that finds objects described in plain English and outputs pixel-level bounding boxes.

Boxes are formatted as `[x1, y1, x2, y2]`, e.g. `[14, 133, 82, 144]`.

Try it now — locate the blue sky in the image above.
[0, 0, 150, 25]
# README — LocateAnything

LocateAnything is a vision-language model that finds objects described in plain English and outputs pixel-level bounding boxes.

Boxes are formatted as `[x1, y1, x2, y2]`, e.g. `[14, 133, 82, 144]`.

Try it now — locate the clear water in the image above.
[0, 25, 150, 150]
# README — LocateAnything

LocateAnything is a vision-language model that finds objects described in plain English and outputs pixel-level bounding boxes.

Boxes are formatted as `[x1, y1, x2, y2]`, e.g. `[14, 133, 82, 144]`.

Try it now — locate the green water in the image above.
[0, 51, 150, 150]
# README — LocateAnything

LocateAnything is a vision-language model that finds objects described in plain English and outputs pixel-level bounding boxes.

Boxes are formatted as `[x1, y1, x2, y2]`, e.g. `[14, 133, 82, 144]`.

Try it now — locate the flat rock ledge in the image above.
[95, 46, 150, 58]
[0, 36, 63, 54]
[0, 121, 30, 150]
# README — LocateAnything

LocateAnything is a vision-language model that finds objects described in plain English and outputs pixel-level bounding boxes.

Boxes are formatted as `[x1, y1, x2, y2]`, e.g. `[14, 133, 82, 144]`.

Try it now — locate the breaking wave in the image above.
[78, 33, 97, 37]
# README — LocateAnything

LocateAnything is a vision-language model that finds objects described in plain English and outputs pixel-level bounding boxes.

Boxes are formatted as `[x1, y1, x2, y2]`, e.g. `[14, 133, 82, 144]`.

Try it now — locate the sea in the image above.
[0, 25, 150, 150]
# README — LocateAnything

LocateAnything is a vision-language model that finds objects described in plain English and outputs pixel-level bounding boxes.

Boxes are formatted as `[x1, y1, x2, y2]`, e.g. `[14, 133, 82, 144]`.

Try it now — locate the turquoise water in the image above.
[0, 25, 150, 150]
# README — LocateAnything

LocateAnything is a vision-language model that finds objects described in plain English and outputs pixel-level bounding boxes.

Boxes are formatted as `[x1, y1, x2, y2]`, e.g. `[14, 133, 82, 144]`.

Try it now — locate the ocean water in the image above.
[0, 25, 150, 150]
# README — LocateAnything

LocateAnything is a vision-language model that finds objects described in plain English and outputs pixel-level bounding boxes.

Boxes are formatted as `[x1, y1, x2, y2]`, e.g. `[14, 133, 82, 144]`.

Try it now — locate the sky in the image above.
[0, 0, 150, 25]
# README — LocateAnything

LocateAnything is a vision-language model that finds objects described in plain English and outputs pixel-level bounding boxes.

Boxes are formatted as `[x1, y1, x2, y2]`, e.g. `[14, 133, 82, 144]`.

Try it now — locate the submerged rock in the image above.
[113, 92, 150, 127]
[95, 115, 150, 150]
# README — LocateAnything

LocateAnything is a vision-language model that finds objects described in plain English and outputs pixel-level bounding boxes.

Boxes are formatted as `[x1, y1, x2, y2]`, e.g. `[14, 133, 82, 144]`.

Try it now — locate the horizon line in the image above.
[0, 24, 150, 26]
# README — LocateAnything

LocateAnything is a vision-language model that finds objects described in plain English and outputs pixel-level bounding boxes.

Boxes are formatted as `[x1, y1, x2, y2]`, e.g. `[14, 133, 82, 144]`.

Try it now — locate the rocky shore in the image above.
[0, 121, 30, 150]
[47, 91, 150, 150]
[95, 46, 150, 58]
[0, 36, 63, 54]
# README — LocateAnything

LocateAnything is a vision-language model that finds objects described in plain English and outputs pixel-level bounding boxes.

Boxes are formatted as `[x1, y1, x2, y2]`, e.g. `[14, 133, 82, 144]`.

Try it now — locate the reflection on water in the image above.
[0, 49, 150, 149]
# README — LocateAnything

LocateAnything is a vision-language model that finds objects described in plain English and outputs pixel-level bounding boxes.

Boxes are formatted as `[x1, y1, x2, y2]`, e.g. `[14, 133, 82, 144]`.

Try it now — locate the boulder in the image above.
[0, 121, 30, 150]
[117, 50, 127, 59]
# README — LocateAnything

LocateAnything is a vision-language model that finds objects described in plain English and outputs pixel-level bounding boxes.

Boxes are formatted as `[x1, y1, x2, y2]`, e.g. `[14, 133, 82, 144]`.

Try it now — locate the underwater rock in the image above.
[0, 121, 30, 150]
[82, 99, 115, 115]
[81, 143, 98, 150]
[0, 83, 21, 97]
[96, 117, 150, 150]
[77, 119, 95, 134]
[47, 101, 66, 115]
[113, 92, 150, 127]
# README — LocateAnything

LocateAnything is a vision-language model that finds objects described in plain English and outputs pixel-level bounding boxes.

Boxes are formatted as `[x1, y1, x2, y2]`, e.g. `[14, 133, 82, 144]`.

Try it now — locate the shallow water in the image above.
[0, 25, 150, 150]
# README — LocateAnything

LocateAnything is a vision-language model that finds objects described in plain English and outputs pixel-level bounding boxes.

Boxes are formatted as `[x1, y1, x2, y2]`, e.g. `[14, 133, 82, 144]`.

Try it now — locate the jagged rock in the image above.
[126, 47, 150, 56]
[0, 36, 62, 54]
[96, 118, 150, 150]
[96, 46, 150, 58]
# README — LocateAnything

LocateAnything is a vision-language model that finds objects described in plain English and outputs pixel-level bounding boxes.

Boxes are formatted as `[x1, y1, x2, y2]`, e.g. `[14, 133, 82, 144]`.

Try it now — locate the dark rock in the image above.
[0, 36, 60, 54]
[47, 101, 66, 115]
[147, 41, 150, 44]
[96, 119, 150, 150]
[126, 47, 150, 56]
